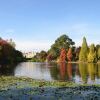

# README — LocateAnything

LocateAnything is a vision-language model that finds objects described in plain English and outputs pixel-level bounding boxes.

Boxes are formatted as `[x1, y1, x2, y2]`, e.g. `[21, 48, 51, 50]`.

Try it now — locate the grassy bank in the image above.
[0, 76, 100, 89]
[0, 76, 100, 100]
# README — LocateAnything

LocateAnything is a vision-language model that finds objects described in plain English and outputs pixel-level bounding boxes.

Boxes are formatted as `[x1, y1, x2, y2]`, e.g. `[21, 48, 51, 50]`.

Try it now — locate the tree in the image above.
[88, 44, 97, 63]
[39, 50, 47, 61]
[59, 48, 66, 62]
[67, 48, 73, 62]
[49, 34, 75, 59]
[32, 51, 47, 62]
[97, 47, 100, 61]
[46, 53, 54, 62]
[75, 46, 81, 61]
[79, 37, 88, 62]
[0, 38, 24, 64]
[14, 50, 24, 62]
[7, 39, 16, 48]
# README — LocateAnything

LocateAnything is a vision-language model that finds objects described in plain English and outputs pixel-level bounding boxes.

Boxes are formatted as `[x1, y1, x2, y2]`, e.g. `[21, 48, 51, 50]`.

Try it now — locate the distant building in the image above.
[23, 52, 36, 58]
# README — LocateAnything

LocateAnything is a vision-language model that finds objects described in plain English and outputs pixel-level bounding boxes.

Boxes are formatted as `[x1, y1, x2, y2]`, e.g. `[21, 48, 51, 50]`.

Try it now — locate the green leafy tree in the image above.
[88, 44, 97, 63]
[32, 51, 47, 62]
[39, 50, 47, 61]
[79, 37, 88, 62]
[49, 34, 75, 59]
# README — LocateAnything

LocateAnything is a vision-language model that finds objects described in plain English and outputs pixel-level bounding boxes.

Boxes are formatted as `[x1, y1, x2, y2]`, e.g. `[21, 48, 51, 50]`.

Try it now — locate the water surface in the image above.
[0, 62, 100, 84]
[14, 62, 100, 84]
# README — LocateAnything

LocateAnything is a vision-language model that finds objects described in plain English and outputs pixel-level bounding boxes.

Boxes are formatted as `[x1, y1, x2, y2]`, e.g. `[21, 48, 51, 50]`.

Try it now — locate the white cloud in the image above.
[15, 40, 52, 52]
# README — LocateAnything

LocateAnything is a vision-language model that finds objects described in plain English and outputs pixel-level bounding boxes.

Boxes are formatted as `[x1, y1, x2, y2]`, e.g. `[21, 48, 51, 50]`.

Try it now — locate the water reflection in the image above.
[79, 63, 88, 84]
[15, 62, 100, 84]
[0, 64, 16, 75]
[67, 63, 72, 81]
[59, 63, 66, 80]
[15, 62, 52, 81]
[0, 62, 100, 84]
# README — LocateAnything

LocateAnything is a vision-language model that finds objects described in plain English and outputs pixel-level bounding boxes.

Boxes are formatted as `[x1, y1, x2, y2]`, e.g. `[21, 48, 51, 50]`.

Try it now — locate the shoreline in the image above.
[30, 61, 100, 64]
[0, 76, 100, 88]
[0, 76, 100, 100]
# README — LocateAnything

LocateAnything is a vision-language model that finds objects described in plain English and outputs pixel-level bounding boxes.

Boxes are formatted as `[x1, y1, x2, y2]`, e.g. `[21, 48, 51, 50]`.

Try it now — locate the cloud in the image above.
[15, 40, 52, 52]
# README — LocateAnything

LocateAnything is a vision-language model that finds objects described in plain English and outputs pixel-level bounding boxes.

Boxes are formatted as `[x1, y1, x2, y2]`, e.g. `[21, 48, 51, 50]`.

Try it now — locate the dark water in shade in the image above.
[0, 62, 100, 84]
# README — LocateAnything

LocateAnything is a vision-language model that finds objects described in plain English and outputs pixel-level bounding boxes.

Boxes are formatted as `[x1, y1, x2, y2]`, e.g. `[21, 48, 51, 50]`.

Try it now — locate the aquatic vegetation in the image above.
[0, 76, 100, 90]
[0, 76, 100, 100]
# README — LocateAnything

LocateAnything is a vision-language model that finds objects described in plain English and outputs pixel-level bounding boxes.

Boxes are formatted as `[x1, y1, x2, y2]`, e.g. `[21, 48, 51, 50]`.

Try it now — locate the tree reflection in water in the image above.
[50, 62, 100, 83]
[79, 63, 88, 84]
[1, 62, 100, 84]
[67, 63, 72, 81]
[0, 64, 16, 75]
[79, 63, 98, 84]
[97, 64, 100, 78]
[59, 62, 66, 80]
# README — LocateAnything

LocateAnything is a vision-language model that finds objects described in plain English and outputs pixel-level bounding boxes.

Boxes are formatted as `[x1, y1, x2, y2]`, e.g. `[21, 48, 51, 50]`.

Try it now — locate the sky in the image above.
[0, 0, 100, 52]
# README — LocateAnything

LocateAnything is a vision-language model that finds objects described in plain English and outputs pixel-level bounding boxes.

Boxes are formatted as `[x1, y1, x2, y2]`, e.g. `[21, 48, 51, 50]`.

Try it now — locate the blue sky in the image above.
[0, 0, 100, 52]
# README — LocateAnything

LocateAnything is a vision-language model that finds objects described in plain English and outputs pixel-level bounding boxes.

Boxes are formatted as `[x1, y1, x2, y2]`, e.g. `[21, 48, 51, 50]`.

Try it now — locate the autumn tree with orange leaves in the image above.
[67, 48, 73, 62]
[59, 48, 66, 62]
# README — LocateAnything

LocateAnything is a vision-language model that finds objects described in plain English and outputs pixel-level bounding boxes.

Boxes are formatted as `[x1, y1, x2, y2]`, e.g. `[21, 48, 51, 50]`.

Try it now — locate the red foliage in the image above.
[0, 39, 8, 46]
[47, 54, 53, 61]
[67, 63, 72, 80]
[59, 48, 66, 62]
[59, 62, 66, 80]
[67, 48, 73, 62]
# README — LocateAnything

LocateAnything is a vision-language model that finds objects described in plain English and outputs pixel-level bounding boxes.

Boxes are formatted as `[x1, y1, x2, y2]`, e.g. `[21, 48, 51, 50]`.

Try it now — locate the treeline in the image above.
[32, 34, 100, 63]
[0, 38, 24, 64]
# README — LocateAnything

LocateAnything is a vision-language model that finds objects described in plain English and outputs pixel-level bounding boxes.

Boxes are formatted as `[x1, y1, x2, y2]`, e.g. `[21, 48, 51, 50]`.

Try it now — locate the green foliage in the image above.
[79, 37, 88, 62]
[75, 47, 81, 61]
[88, 44, 97, 63]
[88, 63, 97, 81]
[97, 47, 100, 60]
[49, 34, 75, 59]
[79, 63, 88, 83]
[32, 51, 47, 62]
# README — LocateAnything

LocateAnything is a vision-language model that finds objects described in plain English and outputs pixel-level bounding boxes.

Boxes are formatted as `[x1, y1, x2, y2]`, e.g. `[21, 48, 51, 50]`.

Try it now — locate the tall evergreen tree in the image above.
[97, 47, 100, 61]
[79, 37, 88, 62]
[59, 48, 66, 62]
[88, 44, 97, 63]
[67, 48, 73, 62]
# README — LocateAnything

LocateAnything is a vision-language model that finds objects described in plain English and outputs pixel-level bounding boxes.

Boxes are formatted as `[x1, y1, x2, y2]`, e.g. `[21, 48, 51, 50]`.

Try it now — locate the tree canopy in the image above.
[79, 37, 88, 62]
[49, 34, 75, 59]
[67, 48, 73, 62]
[0, 38, 24, 64]
[88, 44, 97, 63]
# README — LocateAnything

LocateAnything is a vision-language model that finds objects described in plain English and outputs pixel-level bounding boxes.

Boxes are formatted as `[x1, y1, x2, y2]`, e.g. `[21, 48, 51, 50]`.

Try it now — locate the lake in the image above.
[0, 62, 100, 84]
